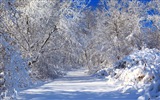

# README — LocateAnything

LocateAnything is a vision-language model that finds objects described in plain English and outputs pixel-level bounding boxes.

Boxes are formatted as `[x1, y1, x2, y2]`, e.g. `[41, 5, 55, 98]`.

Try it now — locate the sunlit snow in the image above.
[17, 68, 139, 100]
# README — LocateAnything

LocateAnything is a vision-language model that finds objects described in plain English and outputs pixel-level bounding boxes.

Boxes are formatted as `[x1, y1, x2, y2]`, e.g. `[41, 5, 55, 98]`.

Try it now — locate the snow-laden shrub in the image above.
[95, 48, 160, 99]
[113, 48, 160, 84]
[92, 68, 108, 78]
[92, 68, 115, 78]
[0, 34, 31, 100]
[114, 48, 160, 99]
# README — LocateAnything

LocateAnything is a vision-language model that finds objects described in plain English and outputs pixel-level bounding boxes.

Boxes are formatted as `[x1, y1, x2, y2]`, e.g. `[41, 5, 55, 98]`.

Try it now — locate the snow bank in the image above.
[95, 48, 160, 100]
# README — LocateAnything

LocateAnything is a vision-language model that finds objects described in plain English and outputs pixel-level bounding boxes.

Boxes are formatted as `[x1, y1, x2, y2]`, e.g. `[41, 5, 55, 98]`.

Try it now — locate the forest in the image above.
[0, 0, 160, 99]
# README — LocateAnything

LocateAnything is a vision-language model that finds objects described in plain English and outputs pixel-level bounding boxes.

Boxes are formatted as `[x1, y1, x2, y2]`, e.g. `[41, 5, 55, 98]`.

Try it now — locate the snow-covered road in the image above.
[17, 69, 139, 100]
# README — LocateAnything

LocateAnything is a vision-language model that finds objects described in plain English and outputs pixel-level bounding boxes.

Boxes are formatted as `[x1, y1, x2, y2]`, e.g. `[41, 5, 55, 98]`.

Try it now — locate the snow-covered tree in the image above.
[86, 0, 144, 71]
[1, 0, 91, 79]
[141, 0, 160, 49]
[0, 33, 31, 99]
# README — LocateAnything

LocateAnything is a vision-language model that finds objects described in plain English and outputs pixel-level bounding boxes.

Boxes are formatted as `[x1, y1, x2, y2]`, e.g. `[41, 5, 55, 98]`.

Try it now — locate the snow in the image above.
[95, 48, 160, 100]
[17, 68, 139, 100]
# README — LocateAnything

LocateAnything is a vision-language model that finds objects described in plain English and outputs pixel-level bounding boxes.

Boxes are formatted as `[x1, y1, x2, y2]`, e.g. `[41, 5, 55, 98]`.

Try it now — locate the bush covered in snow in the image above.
[0, 34, 31, 100]
[92, 68, 115, 78]
[95, 48, 160, 100]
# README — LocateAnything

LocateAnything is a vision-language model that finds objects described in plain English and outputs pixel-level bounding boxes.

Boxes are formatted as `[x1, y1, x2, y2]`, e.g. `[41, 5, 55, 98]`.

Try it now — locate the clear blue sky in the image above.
[88, 0, 151, 7]
[88, 0, 99, 7]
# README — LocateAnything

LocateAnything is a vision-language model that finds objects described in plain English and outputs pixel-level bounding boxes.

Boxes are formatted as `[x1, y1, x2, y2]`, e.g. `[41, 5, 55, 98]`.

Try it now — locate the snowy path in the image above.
[17, 69, 139, 100]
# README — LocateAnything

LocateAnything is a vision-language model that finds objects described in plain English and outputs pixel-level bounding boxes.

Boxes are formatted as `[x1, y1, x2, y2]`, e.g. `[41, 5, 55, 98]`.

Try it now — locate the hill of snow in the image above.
[95, 48, 160, 100]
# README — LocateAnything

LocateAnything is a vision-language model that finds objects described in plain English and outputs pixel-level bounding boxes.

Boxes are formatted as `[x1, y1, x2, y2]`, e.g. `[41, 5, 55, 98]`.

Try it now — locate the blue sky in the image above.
[88, 0, 151, 7]
[88, 0, 99, 7]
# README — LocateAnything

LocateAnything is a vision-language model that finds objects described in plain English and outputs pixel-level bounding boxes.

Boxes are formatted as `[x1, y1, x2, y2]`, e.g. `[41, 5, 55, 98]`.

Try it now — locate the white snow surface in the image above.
[17, 68, 139, 100]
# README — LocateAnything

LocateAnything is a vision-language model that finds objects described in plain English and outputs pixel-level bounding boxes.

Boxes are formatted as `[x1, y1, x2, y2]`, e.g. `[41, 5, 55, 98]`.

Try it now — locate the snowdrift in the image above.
[95, 48, 160, 100]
